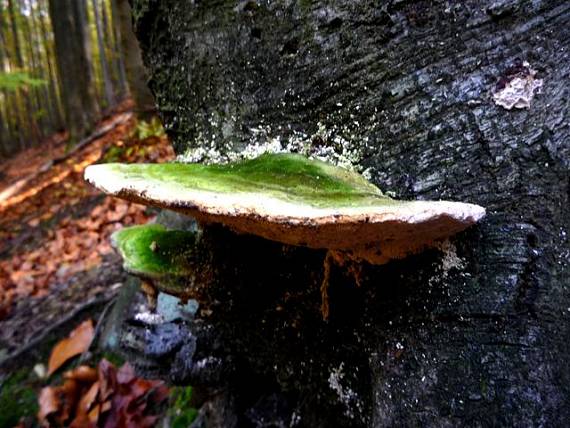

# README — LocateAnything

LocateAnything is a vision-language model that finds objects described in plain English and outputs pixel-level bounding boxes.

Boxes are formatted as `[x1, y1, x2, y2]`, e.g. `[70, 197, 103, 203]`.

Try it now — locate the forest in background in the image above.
[0, 0, 154, 158]
[0, 2, 185, 425]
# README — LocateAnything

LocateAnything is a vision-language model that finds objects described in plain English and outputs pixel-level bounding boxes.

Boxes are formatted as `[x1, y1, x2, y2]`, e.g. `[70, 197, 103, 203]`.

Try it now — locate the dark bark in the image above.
[130, 0, 570, 426]
[48, 0, 99, 142]
[114, 0, 154, 116]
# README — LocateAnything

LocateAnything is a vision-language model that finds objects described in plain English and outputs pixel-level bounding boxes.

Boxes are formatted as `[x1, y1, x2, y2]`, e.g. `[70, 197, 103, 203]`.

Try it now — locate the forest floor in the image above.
[0, 103, 193, 426]
[0, 102, 174, 318]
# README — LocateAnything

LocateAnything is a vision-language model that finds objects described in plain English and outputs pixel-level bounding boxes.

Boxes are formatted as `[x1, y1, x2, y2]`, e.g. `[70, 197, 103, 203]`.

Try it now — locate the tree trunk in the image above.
[0, 1, 12, 156]
[7, 0, 23, 67]
[38, 0, 63, 131]
[91, 0, 114, 109]
[28, 0, 56, 135]
[48, 0, 99, 143]
[109, 0, 128, 101]
[128, 1, 570, 426]
[114, 0, 154, 116]
[7, 0, 34, 148]
[21, 0, 46, 141]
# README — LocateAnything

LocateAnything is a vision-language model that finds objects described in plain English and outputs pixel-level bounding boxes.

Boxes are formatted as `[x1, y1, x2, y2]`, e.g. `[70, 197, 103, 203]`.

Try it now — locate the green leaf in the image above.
[0, 71, 47, 91]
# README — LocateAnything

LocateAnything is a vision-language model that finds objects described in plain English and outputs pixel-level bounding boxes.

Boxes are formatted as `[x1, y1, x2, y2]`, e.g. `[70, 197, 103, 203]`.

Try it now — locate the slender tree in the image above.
[7, 0, 34, 148]
[109, 0, 128, 100]
[28, 0, 55, 134]
[114, 0, 154, 116]
[48, 0, 99, 142]
[38, 0, 63, 130]
[0, 1, 11, 155]
[21, 0, 45, 141]
[91, 0, 114, 108]
[7, 0, 23, 66]
[101, 0, 126, 101]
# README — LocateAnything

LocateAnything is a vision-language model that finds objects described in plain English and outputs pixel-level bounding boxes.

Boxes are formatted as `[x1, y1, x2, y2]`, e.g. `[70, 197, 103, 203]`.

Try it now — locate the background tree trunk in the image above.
[91, 0, 114, 109]
[109, 0, 128, 101]
[38, 0, 63, 131]
[7, 0, 33, 148]
[114, 0, 154, 116]
[48, 0, 99, 142]
[0, 1, 11, 156]
[129, 1, 569, 426]
[26, 0, 57, 136]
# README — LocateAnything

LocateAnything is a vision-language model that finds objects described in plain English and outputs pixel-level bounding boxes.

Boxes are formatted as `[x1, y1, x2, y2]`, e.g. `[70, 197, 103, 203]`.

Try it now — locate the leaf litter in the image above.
[0, 109, 174, 319]
[38, 347, 168, 427]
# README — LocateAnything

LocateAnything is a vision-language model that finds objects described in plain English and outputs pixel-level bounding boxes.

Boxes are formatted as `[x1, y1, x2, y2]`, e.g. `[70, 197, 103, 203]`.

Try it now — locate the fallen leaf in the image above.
[59, 378, 80, 423]
[38, 386, 60, 424]
[75, 381, 100, 419]
[48, 319, 94, 375]
[65, 365, 98, 383]
[98, 359, 117, 402]
[87, 405, 101, 423]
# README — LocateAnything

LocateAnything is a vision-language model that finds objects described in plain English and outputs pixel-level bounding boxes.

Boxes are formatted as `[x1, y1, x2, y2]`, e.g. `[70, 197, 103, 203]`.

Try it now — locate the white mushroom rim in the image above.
[84, 154, 485, 265]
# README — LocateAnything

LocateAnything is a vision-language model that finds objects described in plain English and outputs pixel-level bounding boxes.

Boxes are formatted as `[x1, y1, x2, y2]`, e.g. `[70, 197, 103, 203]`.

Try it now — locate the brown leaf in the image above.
[69, 413, 95, 428]
[37, 386, 60, 424]
[64, 365, 98, 383]
[88, 404, 101, 422]
[75, 381, 100, 420]
[98, 359, 117, 402]
[151, 383, 170, 404]
[59, 378, 80, 423]
[101, 400, 112, 413]
[48, 319, 94, 376]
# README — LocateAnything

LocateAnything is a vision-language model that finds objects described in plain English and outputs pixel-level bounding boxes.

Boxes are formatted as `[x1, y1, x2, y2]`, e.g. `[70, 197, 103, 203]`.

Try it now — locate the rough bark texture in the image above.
[128, 1, 569, 426]
[48, 0, 99, 142]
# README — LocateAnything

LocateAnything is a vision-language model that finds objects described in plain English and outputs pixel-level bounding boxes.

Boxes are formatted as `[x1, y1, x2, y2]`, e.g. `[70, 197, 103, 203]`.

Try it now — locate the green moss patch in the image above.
[93, 153, 395, 208]
[111, 224, 197, 279]
[0, 370, 39, 427]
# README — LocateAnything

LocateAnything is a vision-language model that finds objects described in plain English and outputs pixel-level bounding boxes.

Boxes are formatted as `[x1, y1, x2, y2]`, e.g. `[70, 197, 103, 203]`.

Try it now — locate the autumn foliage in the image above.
[38, 359, 169, 427]
[36, 319, 169, 427]
[0, 111, 174, 318]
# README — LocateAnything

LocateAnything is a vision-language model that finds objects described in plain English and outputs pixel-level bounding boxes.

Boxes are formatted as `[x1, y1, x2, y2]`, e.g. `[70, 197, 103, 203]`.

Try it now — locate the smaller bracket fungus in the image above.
[111, 224, 198, 308]
[87, 153, 486, 267]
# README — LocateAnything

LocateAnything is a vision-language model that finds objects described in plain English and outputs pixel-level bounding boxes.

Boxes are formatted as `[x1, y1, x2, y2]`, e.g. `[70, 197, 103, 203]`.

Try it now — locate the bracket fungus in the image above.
[87, 153, 485, 266]
[111, 224, 198, 308]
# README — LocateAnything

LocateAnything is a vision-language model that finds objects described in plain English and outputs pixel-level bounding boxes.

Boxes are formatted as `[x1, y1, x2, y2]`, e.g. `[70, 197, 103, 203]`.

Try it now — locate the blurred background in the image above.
[0, 4, 189, 426]
[0, 0, 157, 151]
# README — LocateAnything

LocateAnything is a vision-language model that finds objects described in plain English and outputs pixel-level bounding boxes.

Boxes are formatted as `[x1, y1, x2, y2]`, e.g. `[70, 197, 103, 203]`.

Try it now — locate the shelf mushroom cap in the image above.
[111, 224, 197, 281]
[87, 153, 485, 265]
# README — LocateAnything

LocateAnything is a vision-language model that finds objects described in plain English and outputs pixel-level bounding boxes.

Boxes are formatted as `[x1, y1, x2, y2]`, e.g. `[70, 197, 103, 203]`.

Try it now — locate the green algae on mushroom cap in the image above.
[111, 224, 197, 280]
[87, 153, 486, 265]
[90, 153, 389, 209]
